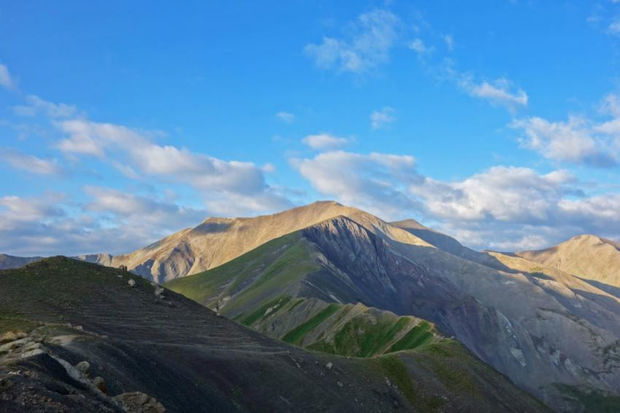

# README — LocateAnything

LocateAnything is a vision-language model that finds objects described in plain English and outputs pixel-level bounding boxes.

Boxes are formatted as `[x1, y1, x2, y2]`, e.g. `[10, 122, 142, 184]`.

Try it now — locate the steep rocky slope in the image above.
[0, 258, 547, 412]
[169, 216, 620, 412]
[518, 234, 620, 288]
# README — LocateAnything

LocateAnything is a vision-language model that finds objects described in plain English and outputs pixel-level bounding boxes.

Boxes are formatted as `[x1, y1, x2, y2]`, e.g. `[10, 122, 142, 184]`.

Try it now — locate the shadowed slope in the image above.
[169, 215, 620, 412]
[0, 257, 547, 413]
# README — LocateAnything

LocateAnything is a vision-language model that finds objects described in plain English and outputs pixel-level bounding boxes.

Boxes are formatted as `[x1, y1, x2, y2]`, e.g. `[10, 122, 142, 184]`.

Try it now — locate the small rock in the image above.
[337, 381, 343, 388]
[93, 376, 107, 394]
[115, 391, 166, 413]
[75, 361, 90, 375]
[128, 279, 136, 287]
[325, 362, 333, 370]
[117, 274, 123, 279]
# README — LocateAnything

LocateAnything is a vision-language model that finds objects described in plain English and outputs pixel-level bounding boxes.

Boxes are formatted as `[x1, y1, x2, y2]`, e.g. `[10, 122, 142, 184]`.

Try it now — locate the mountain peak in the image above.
[517, 233, 620, 287]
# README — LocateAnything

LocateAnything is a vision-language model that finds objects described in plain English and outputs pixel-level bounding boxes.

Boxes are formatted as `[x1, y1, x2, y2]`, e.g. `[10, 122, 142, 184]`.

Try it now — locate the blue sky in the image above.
[1, 0, 619, 255]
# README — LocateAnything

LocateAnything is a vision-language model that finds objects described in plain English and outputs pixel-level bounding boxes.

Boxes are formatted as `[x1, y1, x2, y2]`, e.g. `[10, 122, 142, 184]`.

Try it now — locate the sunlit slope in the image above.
[518, 234, 620, 288]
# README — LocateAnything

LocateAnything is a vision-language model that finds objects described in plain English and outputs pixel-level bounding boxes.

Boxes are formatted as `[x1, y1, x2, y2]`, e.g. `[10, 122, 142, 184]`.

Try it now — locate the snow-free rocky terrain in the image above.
[2, 201, 619, 411]
[0, 258, 546, 412]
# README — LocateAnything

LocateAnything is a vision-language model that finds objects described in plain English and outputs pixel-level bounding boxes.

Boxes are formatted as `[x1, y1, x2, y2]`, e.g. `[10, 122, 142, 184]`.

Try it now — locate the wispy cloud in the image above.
[276, 111, 295, 123]
[370, 107, 395, 129]
[302, 133, 350, 150]
[305, 9, 400, 73]
[608, 18, 620, 35]
[443, 34, 455, 51]
[409, 38, 432, 54]
[14, 95, 78, 119]
[0, 64, 14, 89]
[1, 150, 64, 175]
[459, 76, 528, 110]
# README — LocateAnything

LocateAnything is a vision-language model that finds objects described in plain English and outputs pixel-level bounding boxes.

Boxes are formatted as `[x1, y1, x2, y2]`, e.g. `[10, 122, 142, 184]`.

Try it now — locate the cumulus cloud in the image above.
[0, 190, 206, 256]
[292, 151, 421, 218]
[512, 94, 620, 167]
[291, 150, 620, 250]
[370, 107, 395, 129]
[302, 133, 350, 150]
[54, 119, 292, 215]
[305, 9, 399, 73]
[0, 150, 63, 175]
[460, 77, 528, 110]
[0, 64, 13, 89]
[276, 111, 295, 123]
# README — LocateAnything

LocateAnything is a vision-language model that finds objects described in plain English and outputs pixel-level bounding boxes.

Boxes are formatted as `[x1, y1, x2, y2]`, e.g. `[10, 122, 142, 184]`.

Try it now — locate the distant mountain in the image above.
[167, 211, 620, 411]
[0, 253, 41, 270]
[0, 257, 546, 412]
[518, 234, 620, 288]
[87, 200, 432, 283]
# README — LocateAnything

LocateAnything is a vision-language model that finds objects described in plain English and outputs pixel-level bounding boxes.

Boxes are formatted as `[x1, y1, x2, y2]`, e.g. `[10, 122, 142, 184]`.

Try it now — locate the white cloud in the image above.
[302, 133, 350, 150]
[54, 119, 292, 215]
[460, 77, 528, 110]
[0, 191, 206, 256]
[409, 38, 431, 54]
[276, 111, 295, 123]
[370, 107, 395, 129]
[291, 150, 620, 249]
[0, 64, 13, 89]
[608, 19, 620, 34]
[513, 103, 620, 167]
[305, 9, 399, 73]
[14, 95, 77, 119]
[292, 151, 420, 218]
[1, 150, 63, 175]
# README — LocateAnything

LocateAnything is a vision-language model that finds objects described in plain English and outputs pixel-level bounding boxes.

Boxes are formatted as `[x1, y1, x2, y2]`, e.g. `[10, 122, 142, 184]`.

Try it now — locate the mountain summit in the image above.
[518, 234, 620, 288]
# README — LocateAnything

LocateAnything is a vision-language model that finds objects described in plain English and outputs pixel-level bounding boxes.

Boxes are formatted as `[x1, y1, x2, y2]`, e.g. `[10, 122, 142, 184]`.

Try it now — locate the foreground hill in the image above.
[517, 234, 620, 288]
[168, 215, 620, 412]
[0, 257, 547, 412]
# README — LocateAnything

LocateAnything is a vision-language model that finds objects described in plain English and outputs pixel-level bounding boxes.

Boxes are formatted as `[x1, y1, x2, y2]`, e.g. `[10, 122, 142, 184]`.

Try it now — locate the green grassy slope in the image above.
[166, 232, 442, 358]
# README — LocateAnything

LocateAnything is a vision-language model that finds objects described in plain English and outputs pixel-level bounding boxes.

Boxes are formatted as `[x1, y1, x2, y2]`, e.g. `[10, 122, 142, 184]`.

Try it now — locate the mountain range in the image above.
[2, 201, 619, 412]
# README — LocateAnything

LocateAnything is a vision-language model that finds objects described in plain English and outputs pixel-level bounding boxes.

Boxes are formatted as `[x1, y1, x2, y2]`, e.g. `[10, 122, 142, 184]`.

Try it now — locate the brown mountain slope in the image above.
[517, 234, 620, 288]
[103, 201, 432, 283]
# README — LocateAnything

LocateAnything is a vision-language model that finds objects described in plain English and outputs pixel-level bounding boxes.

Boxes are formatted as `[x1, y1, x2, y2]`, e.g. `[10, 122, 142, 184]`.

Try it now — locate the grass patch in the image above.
[241, 296, 290, 326]
[282, 304, 338, 345]
[166, 232, 319, 316]
[388, 321, 434, 353]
